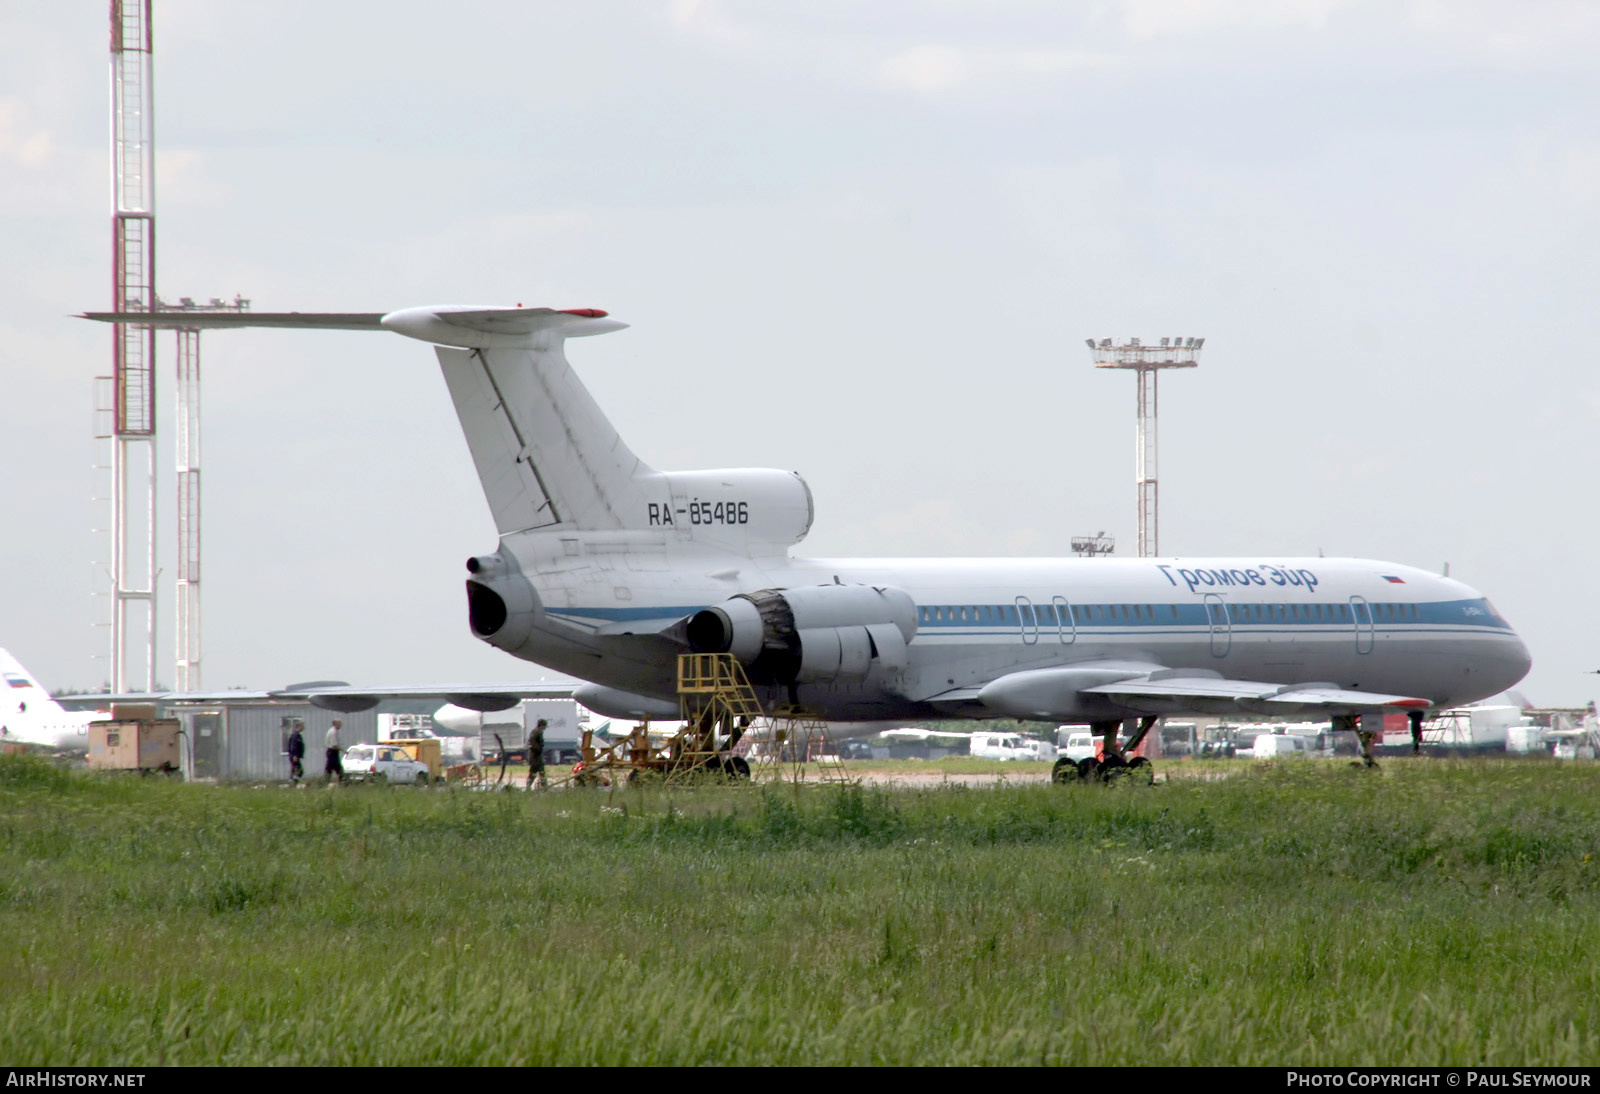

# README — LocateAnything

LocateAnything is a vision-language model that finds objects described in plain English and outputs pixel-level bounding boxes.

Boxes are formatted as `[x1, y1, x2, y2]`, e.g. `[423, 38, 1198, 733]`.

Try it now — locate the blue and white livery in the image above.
[85, 304, 1532, 769]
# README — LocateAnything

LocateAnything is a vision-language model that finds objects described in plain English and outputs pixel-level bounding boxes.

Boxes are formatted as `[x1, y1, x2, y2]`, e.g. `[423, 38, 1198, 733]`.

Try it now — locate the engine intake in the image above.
[687, 584, 917, 686]
[463, 548, 541, 652]
[467, 581, 508, 636]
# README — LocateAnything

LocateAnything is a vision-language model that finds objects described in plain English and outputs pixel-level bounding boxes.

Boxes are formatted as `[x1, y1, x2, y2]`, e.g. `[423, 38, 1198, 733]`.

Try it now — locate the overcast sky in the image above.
[3, 1, 1596, 705]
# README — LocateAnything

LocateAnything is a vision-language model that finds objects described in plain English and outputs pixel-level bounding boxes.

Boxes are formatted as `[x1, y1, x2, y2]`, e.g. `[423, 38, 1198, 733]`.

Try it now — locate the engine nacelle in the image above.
[976, 663, 1157, 719]
[464, 549, 542, 653]
[572, 684, 680, 721]
[686, 584, 917, 686]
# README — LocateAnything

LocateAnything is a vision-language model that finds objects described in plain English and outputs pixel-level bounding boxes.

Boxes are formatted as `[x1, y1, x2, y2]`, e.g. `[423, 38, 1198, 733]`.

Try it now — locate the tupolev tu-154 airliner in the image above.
[86, 304, 1531, 776]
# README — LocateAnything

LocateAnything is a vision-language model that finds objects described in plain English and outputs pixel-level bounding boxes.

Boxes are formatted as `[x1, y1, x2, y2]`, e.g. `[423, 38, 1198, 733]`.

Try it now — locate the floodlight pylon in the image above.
[1087, 337, 1204, 558]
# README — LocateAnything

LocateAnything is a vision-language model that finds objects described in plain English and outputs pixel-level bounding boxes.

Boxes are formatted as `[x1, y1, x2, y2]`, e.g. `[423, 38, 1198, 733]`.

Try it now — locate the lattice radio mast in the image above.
[102, 0, 158, 692]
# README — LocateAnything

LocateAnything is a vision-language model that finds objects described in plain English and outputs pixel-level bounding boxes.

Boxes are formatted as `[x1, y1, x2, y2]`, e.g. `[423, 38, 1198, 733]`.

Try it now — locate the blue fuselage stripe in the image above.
[547, 597, 1515, 636]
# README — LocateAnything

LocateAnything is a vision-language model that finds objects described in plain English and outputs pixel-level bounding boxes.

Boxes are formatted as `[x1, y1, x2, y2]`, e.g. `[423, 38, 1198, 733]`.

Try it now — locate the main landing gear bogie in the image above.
[1054, 752, 1155, 786]
[1089, 754, 1154, 786]
[1054, 716, 1161, 787]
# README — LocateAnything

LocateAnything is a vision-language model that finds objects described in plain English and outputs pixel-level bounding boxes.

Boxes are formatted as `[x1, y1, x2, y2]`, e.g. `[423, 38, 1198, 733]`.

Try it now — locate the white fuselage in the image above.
[0, 708, 102, 751]
[482, 541, 1530, 723]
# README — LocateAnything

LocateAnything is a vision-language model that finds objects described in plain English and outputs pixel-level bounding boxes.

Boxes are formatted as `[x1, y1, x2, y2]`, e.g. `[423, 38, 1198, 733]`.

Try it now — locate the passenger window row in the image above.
[914, 602, 1422, 625]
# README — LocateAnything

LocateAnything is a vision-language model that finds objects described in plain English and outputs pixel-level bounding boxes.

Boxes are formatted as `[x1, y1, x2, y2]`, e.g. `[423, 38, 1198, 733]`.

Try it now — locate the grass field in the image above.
[2, 753, 1598, 1065]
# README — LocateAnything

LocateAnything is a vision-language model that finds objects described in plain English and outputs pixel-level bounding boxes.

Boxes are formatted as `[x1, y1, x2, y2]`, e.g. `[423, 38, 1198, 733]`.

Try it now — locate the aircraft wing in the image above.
[53, 689, 274, 711]
[1081, 677, 1429, 715]
[259, 682, 575, 713]
[66, 682, 575, 714]
[960, 660, 1431, 719]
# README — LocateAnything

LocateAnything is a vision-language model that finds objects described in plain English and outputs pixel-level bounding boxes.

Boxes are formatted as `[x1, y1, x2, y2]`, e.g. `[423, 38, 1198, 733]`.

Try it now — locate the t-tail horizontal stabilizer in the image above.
[79, 305, 627, 344]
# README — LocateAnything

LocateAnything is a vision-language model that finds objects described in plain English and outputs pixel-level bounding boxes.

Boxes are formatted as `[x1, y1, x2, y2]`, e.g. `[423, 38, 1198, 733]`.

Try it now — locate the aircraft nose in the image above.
[1497, 631, 1533, 692]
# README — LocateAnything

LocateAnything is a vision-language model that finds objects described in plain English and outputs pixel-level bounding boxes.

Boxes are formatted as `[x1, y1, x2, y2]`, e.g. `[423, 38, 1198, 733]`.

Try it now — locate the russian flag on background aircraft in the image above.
[5, 674, 31, 688]
[1382, 575, 1406, 584]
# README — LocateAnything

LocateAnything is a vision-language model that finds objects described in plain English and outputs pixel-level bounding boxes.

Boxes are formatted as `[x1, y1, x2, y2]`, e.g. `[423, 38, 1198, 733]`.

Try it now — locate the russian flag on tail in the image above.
[1382, 575, 1406, 584]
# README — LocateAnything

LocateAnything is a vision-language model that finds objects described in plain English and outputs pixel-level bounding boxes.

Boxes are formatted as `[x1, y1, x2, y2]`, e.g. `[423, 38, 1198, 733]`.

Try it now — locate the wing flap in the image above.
[1084, 678, 1280, 701]
[1261, 687, 1429, 711]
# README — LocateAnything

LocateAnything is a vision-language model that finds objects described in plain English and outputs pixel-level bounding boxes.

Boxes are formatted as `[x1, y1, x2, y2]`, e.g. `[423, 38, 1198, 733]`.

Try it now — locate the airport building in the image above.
[57, 695, 441, 782]
[177, 702, 382, 782]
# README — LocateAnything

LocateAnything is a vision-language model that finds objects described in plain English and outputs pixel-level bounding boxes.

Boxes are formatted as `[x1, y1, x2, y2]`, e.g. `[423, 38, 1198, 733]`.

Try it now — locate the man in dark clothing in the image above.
[527, 718, 548, 790]
[287, 722, 306, 783]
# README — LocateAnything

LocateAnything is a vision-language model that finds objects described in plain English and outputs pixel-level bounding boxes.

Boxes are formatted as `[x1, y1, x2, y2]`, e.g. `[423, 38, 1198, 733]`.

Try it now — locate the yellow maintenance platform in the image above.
[564, 653, 856, 787]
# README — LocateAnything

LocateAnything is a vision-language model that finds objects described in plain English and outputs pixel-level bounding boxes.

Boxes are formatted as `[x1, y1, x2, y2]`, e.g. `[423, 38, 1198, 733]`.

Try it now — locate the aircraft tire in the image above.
[728, 756, 751, 781]
[1051, 757, 1075, 785]
[1076, 757, 1099, 782]
[1098, 753, 1129, 785]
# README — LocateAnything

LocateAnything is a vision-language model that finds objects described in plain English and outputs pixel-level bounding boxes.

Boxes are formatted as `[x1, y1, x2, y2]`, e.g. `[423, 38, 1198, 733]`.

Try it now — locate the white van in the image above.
[969, 734, 1043, 761]
[1249, 734, 1308, 759]
[1057, 730, 1098, 763]
[1055, 728, 1139, 762]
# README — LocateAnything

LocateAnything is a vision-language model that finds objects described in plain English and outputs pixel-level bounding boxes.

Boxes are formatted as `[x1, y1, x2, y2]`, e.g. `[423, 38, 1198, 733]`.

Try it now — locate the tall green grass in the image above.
[1, 753, 1597, 1064]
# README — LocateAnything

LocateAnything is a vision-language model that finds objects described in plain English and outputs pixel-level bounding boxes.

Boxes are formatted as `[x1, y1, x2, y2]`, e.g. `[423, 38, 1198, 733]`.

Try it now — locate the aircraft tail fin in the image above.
[0, 650, 69, 718]
[415, 309, 654, 535]
[413, 308, 814, 553]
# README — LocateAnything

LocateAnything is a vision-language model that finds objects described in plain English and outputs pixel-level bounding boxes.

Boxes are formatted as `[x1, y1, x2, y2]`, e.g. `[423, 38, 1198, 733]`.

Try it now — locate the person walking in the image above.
[287, 721, 306, 784]
[325, 719, 345, 784]
[527, 718, 548, 790]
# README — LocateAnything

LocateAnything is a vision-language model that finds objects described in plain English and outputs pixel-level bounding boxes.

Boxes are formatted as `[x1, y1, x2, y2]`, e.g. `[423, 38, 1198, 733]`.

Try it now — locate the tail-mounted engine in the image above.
[686, 584, 917, 686]
[464, 550, 541, 653]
